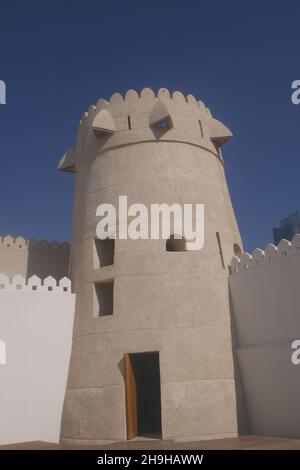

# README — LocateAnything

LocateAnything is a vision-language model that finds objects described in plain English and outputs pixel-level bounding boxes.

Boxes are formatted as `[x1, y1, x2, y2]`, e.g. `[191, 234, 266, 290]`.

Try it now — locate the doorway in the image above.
[124, 351, 162, 439]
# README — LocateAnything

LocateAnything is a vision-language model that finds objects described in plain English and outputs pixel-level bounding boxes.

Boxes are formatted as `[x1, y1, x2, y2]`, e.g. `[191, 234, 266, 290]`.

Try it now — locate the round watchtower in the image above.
[59, 88, 243, 443]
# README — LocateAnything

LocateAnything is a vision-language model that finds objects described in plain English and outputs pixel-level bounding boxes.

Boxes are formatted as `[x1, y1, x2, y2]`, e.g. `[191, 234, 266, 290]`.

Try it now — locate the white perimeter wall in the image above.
[230, 236, 300, 438]
[0, 276, 75, 444]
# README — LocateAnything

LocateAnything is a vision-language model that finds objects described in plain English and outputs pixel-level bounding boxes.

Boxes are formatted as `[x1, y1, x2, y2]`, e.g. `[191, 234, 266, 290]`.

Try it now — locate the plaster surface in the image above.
[60, 88, 243, 442]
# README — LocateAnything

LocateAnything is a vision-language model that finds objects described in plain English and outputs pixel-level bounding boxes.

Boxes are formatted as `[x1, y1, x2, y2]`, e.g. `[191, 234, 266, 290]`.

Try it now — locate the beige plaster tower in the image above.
[59, 88, 243, 443]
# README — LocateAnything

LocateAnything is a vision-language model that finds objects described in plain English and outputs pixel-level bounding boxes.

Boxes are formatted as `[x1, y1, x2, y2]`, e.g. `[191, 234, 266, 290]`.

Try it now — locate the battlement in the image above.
[81, 87, 211, 122]
[59, 87, 233, 172]
[230, 234, 300, 275]
[0, 273, 71, 293]
[0, 235, 70, 253]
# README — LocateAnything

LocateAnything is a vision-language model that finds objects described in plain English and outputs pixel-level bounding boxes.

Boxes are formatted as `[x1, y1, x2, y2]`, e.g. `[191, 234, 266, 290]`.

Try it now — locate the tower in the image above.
[59, 88, 243, 443]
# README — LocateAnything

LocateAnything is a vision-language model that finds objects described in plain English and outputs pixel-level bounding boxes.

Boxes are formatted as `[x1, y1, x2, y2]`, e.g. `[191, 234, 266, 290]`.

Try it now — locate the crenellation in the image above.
[172, 90, 185, 103]
[0, 235, 70, 253]
[124, 89, 138, 101]
[61, 87, 232, 177]
[0, 273, 72, 293]
[0, 236, 70, 280]
[230, 234, 300, 274]
[252, 248, 265, 267]
[84, 87, 212, 122]
[277, 238, 292, 256]
[264, 243, 278, 260]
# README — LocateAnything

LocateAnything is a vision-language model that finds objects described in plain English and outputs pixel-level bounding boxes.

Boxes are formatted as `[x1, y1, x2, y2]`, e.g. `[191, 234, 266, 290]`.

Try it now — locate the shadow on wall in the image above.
[229, 287, 251, 435]
[26, 240, 70, 280]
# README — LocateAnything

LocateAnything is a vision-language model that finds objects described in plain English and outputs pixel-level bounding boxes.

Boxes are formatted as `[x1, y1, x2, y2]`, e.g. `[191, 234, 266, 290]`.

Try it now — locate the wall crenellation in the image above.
[0, 273, 71, 293]
[81, 87, 210, 120]
[78, 88, 211, 135]
[0, 235, 70, 253]
[58, 87, 233, 174]
[230, 234, 300, 274]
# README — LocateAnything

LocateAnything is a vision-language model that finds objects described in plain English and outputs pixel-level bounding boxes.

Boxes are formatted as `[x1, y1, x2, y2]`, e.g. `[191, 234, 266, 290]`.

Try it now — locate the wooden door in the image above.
[124, 353, 137, 439]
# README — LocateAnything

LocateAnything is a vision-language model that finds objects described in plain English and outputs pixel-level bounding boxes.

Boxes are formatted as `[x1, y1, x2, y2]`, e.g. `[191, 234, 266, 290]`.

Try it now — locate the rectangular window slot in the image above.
[95, 238, 115, 267]
[127, 115, 132, 130]
[216, 232, 225, 269]
[95, 281, 114, 316]
[199, 120, 204, 137]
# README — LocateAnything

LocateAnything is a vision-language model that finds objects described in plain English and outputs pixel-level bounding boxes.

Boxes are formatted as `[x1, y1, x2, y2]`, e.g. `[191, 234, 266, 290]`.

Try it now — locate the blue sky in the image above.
[0, 0, 299, 252]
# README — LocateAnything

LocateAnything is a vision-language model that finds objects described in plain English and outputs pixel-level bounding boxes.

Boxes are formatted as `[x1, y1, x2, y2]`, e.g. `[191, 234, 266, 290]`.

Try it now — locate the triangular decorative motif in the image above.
[208, 118, 233, 147]
[58, 148, 76, 173]
[92, 109, 116, 139]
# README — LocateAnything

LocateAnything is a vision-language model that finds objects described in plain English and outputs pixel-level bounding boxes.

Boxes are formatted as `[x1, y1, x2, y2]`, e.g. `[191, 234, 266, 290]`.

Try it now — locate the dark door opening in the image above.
[124, 351, 162, 439]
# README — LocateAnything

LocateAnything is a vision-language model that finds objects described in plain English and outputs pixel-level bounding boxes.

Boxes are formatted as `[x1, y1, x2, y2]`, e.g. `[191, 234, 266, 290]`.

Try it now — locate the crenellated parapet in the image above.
[0, 235, 70, 253]
[230, 234, 300, 274]
[0, 273, 71, 293]
[58, 87, 233, 172]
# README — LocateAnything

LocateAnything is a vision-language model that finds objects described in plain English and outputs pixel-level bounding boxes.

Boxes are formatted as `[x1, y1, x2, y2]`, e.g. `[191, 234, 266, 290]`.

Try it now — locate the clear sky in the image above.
[0, 0, 299, 252]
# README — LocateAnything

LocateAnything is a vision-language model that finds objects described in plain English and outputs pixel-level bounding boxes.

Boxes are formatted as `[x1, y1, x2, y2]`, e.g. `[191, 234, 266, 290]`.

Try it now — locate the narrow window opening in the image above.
[32, 285, 37, 291]
[95, 281, 114, 316]
[127, 115, 132, 130]
[166, 234, 186, 252]
[63, 287, 68, 292]
[48, 286, 53, 291]
[198, 120, 204, 137]
[216, 232, 225, 269]
[95, 238, 115, 267]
